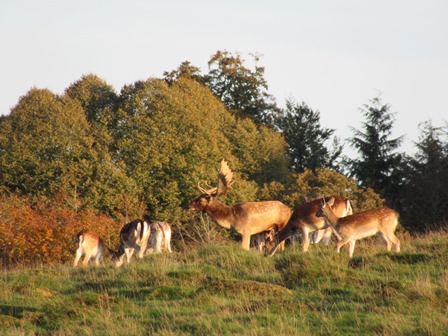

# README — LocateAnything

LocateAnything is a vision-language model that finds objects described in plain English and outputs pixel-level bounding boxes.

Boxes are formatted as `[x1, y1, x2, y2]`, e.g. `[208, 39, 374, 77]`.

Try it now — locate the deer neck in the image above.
[204, 199, 235, 230]
[322, 207, 343, 241]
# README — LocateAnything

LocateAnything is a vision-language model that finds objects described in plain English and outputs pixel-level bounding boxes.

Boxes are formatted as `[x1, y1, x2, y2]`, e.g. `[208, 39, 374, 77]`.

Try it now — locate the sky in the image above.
[2, 0, 447, 157]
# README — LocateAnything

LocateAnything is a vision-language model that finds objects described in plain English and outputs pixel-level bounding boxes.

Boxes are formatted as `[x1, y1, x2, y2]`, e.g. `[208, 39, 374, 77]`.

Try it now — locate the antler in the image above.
[216, 159, 234, 196]
[197, 182, 217, 196]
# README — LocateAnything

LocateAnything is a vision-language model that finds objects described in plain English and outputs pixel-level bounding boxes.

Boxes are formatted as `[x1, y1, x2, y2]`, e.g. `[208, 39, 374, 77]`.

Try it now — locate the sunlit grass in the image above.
[1, 231, 448, 335]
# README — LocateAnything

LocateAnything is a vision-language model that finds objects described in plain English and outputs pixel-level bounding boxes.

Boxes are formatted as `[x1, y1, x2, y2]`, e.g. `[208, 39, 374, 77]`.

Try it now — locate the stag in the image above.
[266, 195, 352, 256]
[189, 160, 291, 251]
[316, 196, 401, 258]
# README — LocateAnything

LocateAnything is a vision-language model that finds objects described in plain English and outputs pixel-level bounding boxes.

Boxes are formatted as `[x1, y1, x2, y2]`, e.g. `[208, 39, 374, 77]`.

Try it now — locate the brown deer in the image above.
[266, 195, 352, 256]
[147, 221, 172, 254]
[316, 196, 401, 258]
[73, 230, 109, 266]
[113, 219, 151, 267]
[292, 195, 353, 246]
[189, 160, 291, 251]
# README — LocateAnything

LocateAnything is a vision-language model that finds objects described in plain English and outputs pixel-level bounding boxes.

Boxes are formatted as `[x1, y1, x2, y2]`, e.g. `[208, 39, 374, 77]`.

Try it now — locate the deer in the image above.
[291, 195, 351, 247]
[147, 221, 172, 254]
[251, 228, 276, 255]
[315, 196, 401, 258]
[189, 160, 292, 251]
[73, 230, 110, 266]
[113, 219, 151, 267]
[266, 195, 353, 256]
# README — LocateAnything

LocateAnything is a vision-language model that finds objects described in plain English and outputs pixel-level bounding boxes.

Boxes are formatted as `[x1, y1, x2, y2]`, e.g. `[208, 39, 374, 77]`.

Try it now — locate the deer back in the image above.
[337, 207, 398, 233]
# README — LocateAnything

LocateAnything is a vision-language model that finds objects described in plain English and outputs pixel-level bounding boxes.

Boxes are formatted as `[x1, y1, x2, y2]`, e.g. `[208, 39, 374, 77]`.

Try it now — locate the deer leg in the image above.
[301, 227, 311, 252]
[165, 231, 172, 253]
[116, 254, 125, 268]
[73, 249, 82, 267]
[378, 232, 393, 251]
[336, 236, 350, 254]
[348, 240, 357, 258]
[310, 230, 321, 244]
[138, 241, 148, 258]
[241, 234, 251, 250]
[321, 228, 333, 245]
[94, 255, 101, 266]
[82, 252, 92, 266]
[125, 248, 134, 263]
[383, 231, 401, 252]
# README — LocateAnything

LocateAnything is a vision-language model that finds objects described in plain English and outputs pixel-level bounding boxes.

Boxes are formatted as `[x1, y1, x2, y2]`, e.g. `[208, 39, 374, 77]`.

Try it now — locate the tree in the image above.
[275, 100, 342, 173]
[0, 87, 142, 218]
[204, 50, 280, 124]
[400, 121, 448, 232]
[281, 168, 384, 211]
[348, 96, 403, 202]
[163, 61, 204, 86]
[64, 74, 119, 151]
[113, 77, 291, 219]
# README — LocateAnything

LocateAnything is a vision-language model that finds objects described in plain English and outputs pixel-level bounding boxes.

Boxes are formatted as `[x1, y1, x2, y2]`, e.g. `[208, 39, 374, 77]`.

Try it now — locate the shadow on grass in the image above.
[388, 253, 431, 264]
[0, 304, 37, 318]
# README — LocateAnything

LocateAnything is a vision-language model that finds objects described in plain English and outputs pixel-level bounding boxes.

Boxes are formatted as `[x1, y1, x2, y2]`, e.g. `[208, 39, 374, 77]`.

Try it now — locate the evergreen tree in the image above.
[400, 121, 448, 232]
[275, 100, 342, 173]
[348, 96, 403, 203]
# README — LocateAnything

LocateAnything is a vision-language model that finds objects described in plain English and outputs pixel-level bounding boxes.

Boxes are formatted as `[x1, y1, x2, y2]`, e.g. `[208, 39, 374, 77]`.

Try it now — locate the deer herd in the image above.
[74, 160, 401, 267]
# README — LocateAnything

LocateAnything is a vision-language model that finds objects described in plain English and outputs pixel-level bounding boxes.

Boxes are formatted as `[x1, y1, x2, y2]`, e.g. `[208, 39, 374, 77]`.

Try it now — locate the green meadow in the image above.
[1, 232, 447, 336]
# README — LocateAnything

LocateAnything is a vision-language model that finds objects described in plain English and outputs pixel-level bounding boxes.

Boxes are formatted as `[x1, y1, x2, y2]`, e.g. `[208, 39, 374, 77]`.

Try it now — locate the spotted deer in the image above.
[113, 219, 151, 267]
[147, 221, 172, 254]
[189, 160, 291, 251]
[73, 230, 109, 266]
[291, 195, 353, 246]
[266, 196, 352, 256]
[316, 196, 400, 258]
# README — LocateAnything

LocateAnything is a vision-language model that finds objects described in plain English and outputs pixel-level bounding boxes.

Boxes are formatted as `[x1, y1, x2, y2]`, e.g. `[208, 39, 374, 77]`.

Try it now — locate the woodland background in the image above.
[1, 50, 447, 267]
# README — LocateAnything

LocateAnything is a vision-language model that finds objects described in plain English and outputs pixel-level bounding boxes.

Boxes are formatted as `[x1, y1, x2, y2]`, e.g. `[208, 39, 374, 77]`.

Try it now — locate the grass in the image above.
[1, 232, 448, 335]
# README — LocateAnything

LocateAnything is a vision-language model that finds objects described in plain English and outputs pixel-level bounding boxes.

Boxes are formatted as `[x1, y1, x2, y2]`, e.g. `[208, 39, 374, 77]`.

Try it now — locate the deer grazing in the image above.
[147, 221, 172, 254]
[189, 160, 291, 251]
[266, 196, 352, 256]
[316, 196, 401, 258]
[113, 219, 151, 267]
[73, 230, 109, 266]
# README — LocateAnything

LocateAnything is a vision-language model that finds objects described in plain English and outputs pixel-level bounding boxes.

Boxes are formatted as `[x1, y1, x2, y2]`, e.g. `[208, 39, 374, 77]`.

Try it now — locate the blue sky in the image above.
[2, 0, 447, 156]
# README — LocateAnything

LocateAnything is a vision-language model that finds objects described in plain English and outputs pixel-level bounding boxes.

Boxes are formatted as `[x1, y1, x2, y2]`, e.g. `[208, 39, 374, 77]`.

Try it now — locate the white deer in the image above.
[316, 197, 401, 258]
[147, 221, 172, 254]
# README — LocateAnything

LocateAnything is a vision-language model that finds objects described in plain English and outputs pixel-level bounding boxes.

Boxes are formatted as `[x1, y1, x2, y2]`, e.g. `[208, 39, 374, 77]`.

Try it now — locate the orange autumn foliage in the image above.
[0, 195, 123, 268]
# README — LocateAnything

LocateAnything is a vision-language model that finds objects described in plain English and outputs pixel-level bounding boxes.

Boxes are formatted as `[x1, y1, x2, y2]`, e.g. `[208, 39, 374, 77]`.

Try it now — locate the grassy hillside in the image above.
[1, 232, 448, 335]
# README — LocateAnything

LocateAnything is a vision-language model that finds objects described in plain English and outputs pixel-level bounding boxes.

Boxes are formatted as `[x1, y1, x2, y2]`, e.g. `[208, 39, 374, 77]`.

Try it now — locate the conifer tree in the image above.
[348, 96, 403, 203]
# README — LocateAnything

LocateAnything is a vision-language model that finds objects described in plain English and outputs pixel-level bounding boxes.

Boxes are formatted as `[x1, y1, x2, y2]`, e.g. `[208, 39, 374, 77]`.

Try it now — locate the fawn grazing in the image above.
[316, 196, 401, 258]
[113, 219, 151, 267]
[73, 230, 108, 266]
[266, 196, 352, 256]
[147, 221, 172, 254]
[189, 160, 291, 251]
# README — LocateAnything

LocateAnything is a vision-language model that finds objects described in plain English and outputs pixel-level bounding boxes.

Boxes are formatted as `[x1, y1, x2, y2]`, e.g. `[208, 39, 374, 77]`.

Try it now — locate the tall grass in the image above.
[1, 232, 448, 335]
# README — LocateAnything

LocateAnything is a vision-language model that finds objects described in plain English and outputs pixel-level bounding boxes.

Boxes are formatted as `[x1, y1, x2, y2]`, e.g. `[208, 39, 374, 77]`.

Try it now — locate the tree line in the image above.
[0, 50, 447, 266]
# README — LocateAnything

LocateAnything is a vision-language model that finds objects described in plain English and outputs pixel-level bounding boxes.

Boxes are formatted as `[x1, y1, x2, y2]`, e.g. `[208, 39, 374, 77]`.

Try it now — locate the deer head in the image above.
[190, 160, 234, 211]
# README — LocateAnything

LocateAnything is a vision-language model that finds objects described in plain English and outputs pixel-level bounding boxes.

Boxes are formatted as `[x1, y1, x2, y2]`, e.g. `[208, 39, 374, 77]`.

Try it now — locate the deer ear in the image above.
[327, 197, 335, 206]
